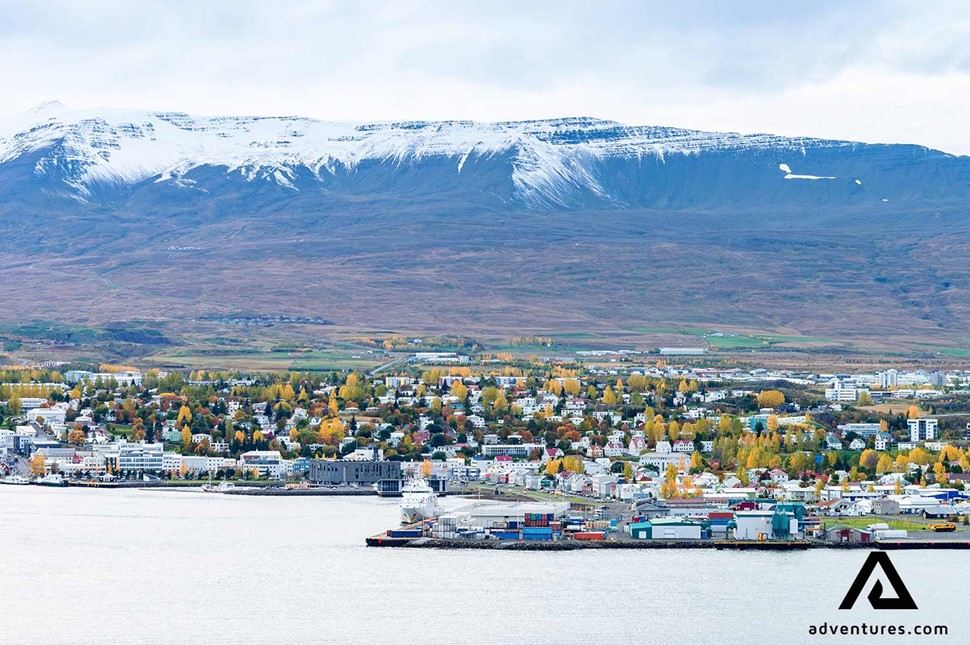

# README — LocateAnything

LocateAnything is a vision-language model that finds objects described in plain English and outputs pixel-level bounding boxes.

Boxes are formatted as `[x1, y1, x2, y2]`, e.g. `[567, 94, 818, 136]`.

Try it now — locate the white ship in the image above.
[36, 473, 68, 487]
[201, 481, 237, 493]
[400, 478, 441, 524]
[0, 474, 30, 485]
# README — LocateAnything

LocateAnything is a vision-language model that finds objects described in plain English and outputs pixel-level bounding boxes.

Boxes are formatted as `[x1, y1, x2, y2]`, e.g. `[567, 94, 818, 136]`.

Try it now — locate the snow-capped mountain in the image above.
[3, 102, 968, 211]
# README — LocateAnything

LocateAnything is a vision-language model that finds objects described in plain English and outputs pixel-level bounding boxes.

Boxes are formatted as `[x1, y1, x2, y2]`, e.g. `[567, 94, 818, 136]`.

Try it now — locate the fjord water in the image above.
[0, 487, 962, 644]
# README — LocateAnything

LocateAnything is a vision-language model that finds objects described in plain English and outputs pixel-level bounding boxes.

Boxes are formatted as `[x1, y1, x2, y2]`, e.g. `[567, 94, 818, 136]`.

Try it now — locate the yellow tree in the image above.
[909, 447, 932, 466]
[756, 390, 785, 409]
[788, 451, 810, 477]
[689, 451, 703, 470]
[876, 453, 893, 473]
[68, 428, 85, 445]
[181, 426, 192, 449]
[420, 459, 433, 478]
[562, 455, 585, 474]
[668, 420, 681, 440]
[907, 405, 920, 419]
[562, 379, 581, 396]
[894, 454, 910, 472]
[660, 463, 678, 498]
[602, 387, 617, 406]
[933, 461, 947, 483]
[623, 461, 634, 480]
[767, 414, 780, 432]
[451, 381, 469, 401]
[545, 459, 562, 476]
[859, 449, 879, 471]
[176, 405, 192, 427]
[29, 454, 46, 476]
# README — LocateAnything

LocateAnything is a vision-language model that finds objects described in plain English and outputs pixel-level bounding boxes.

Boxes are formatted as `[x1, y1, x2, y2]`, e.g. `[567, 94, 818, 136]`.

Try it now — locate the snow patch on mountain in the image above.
[0, 105, 864, 207]
[779, 161, 835, 180]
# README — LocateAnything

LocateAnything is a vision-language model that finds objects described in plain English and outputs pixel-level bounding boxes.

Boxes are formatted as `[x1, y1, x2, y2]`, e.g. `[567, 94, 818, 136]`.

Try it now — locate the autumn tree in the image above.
[562, 455, 585, 474]
[689, 451, 703, 470]
[602, 386, 617, 406]
[909, 447, 933, 466]
[787, 451, 811, 477]
[420, 459, 434, 478]
[907, 405, 921, 419]
[623, 461, 634, 481]
[68, 428, 85, 445]
[451, 381, 469, 401]
[876, 453, 893, 474]
[659, 462, 678, 498]
[859, 449, 879, 471]
[756, 390, 785, 409]
[28, 454, 46, 476]
[545, 459, 562, 477]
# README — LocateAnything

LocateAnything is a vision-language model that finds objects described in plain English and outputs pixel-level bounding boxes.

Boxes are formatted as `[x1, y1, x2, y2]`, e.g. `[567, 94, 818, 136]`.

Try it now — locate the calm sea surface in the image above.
[0, 487, 964, 644]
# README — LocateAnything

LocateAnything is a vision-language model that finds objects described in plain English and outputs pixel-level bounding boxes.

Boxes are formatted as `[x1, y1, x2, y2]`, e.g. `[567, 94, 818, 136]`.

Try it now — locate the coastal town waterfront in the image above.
[0, 486, 962, 644]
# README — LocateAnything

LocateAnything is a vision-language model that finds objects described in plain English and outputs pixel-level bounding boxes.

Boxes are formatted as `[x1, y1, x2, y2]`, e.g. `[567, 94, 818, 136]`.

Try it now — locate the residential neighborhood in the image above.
[2, 357, 970, 548]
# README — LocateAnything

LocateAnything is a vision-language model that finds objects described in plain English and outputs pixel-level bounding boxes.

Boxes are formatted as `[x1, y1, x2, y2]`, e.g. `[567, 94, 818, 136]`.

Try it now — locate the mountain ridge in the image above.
[1, 105, 969, 349]
[3, 104, 968, 211]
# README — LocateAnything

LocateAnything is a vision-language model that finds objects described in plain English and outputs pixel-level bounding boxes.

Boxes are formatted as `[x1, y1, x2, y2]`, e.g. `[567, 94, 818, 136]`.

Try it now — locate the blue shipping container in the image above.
[522, 527, 553, 536]
[388, 529, 423, 538]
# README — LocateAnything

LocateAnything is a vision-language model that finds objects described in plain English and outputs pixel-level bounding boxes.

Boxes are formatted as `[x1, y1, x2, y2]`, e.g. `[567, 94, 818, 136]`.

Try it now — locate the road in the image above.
[368, 352, 406, 376]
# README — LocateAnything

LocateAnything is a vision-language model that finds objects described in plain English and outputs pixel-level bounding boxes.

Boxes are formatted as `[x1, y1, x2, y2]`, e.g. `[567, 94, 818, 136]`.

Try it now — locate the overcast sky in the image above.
[1, 0, 968, 153]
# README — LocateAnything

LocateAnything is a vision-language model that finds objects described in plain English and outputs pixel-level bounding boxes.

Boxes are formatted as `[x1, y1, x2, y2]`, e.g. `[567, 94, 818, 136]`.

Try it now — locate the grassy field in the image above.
[142, 348, 383, 372]
[932, 347, 970, 357]
[860, 402, 923, 415]
[705, 335, 766, 348]
[107, 425, 134, 438]
[823, 516, 965, 533]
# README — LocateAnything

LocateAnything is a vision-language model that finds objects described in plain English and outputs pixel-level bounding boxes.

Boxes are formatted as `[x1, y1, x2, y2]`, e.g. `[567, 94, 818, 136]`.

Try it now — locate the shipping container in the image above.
[490, 530, 521, 540]
[573, 531, 606, 541]
[388, 529, 423, 538]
